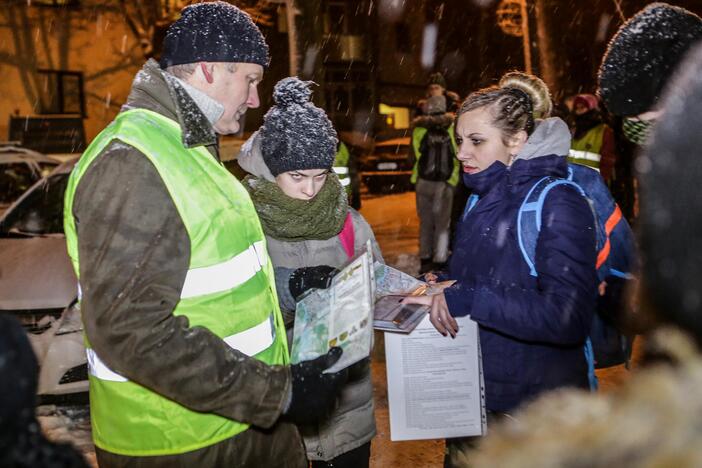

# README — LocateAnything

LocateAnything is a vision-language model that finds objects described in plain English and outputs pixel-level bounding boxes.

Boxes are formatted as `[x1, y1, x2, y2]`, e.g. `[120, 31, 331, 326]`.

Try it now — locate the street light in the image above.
[496, 0, 532, 74]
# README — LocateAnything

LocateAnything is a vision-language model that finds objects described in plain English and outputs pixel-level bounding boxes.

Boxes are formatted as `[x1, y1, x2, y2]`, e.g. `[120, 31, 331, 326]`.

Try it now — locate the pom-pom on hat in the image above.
[598, 2, 702, 117]
[160, 1, 270, 69]
[260, 77, 338, 177]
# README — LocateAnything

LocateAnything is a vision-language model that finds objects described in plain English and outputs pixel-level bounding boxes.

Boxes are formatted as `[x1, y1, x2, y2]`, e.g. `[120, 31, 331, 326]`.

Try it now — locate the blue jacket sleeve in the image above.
[464, 185, 598, 345]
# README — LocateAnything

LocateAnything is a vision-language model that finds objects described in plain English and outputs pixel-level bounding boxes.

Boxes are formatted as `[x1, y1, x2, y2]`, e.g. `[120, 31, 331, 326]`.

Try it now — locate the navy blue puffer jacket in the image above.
[445, 118, 598, 413]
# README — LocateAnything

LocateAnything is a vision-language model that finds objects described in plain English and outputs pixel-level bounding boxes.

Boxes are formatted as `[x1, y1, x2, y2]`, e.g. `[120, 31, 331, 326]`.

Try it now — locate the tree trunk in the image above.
[533, 0, 561, 98]
[284, 0, 299, 76]
[294, 0, 326, 107]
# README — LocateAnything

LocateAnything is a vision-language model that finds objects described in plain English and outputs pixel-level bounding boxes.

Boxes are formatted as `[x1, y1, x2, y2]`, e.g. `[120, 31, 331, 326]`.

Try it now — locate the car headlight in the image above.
[56, 300, 83, 336]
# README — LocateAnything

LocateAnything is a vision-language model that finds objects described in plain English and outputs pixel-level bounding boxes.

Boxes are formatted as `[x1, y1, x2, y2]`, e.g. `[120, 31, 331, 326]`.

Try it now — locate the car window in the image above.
[0, 173, 69, 236]
[0, 162, 37, 204]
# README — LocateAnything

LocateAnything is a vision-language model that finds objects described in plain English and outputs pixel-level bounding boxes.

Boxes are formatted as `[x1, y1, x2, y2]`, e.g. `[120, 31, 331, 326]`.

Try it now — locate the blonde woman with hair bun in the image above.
[404, 71, 598, 466]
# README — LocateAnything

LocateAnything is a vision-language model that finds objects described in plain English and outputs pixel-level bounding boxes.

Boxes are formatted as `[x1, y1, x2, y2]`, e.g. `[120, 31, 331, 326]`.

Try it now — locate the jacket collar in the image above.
[122, 59, 219, 152]
[508, 154, 569, 187]
[462, 160, 508, 196]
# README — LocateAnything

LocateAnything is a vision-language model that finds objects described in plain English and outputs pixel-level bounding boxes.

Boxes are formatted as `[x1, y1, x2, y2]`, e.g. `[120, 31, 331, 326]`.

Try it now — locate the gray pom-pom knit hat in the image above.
[260, 77, 338, 176]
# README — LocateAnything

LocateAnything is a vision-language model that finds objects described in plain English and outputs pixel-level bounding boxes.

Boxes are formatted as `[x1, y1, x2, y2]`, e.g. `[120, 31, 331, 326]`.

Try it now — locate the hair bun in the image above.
[273, 77, 313, 107]
[499, 71, 552, 118]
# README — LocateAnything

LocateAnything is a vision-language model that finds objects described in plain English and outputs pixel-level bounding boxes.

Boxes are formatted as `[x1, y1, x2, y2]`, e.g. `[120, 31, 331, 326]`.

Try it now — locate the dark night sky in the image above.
[432, 0, 702, 101]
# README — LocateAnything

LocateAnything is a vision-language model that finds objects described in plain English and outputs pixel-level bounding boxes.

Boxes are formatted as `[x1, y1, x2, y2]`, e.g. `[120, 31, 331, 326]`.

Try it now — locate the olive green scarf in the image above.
[244, 173, 349, 241]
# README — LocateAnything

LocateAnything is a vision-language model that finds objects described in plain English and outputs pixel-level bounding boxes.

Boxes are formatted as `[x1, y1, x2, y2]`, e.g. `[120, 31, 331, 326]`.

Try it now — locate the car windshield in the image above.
[0, 173, 69, 236]
[39, 162, 59, 177]
[0, 163, 37, 204]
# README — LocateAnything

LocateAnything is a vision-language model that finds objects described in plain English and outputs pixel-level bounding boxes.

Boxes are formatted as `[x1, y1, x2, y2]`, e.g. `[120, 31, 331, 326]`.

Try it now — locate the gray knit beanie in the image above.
[260, 77, 338, 176]
[160, 1, 269, 69]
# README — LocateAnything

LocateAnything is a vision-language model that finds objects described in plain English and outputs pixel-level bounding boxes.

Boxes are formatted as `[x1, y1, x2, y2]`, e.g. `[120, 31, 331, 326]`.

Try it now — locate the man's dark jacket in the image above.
[72, 59, 305, 467]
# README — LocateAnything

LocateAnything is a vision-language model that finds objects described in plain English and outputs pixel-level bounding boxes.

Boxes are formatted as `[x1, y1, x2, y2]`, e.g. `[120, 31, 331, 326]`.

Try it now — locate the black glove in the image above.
[284, 347, 348, 425]
[289, 265, 339, 301]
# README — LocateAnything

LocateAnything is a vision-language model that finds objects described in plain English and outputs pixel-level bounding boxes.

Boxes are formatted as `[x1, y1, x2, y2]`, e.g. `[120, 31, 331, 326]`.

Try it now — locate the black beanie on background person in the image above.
[639, 42, 702, 347]
[428, 72, 447, 89]
[159, 1, 270, 69]
[598, 3, 702, 117]
[260, 77, 338, 177]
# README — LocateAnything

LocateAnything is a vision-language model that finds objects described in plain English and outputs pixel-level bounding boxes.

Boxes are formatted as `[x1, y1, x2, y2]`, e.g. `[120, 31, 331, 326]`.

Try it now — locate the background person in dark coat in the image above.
[405, 72, 597, 467]
[598, 3, 702, 223]
[0, 315, 87, 468]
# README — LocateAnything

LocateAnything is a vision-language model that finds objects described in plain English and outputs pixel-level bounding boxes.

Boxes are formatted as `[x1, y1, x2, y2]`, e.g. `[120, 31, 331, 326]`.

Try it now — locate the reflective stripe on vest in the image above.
[181, 241, 267, 299]
[63, 108, 289, 456]
[333, 167, 351, 187]
[569, 149, 602, 163]
[86, 314, 275, 382]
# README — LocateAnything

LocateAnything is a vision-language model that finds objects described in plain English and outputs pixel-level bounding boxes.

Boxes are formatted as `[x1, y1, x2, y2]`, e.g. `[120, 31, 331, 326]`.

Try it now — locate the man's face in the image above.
[198, 62, 264, 135]
[428, 84, 444, 97]
[574, 102, 589, 115]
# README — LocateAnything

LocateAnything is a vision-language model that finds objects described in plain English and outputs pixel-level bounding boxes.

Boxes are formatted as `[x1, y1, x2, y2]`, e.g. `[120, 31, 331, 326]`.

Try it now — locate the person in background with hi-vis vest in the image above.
[567, 94, 617, 185]
[411, 95, 460, 274]
[333, 141, 351, 192]
[63, 3, 346, 467]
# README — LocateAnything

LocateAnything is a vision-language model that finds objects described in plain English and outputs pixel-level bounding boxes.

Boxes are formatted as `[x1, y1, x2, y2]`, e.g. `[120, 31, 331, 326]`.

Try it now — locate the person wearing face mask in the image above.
[598, 3, 702, 221]
[404, 71, 597, 467]
[238, 77, 383, 468]
[567, 94, 617, 185]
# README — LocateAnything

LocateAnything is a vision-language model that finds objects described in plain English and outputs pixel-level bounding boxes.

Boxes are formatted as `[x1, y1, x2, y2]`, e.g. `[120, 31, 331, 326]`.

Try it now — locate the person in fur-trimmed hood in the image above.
[238, 77, 382, 468]
[465, 40, 702, 468]
[410, 94, 460, 273]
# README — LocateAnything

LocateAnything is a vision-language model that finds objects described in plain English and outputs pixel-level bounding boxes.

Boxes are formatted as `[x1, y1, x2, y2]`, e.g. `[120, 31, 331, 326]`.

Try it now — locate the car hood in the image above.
[0, 237, 77, 309]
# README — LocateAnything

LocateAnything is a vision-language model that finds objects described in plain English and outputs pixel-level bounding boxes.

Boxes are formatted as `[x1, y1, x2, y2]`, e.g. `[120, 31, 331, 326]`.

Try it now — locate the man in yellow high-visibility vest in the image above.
[64, 3, 346, 466]
[567, 94, 617, 184]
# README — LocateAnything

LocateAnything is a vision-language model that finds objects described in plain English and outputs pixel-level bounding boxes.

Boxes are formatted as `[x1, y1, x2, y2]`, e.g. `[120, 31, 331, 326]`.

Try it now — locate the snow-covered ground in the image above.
[359, 191, 420, 274]
[37, 404, 96, 467]
[36, 190, 635, 467]
[35, 191, 421, 467]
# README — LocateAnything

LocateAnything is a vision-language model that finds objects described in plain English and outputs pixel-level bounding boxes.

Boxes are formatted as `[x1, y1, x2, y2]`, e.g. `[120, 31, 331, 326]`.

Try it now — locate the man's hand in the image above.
[289, 265, 339, 301]
[284, 347, 348, 425]
[402, 292, 458, 338]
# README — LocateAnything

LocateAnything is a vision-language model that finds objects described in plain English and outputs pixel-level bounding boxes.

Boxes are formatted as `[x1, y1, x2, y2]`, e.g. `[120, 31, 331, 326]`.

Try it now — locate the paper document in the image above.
[385, 315, 485, 441]
[374, 262, 455, 298]
[290, 243, 375, 373]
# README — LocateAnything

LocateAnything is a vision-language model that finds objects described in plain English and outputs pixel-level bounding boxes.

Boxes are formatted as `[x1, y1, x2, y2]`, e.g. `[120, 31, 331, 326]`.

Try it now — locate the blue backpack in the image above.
[466, 163, 637, 390]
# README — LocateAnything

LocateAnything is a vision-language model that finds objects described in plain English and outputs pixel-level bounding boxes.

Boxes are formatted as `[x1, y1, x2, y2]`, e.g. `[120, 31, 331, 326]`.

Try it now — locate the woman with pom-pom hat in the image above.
[238, 77, 382, 468]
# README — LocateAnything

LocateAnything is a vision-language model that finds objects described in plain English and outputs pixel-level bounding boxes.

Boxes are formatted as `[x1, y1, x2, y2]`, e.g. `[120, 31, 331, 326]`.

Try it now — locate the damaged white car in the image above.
[0, 159, 88, 403]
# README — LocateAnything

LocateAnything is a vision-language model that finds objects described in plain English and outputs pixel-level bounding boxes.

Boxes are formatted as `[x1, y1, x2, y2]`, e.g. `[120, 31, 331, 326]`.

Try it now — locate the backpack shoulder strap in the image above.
[339, 212, 355, 259]
[517, 176, 586, 277]
[517, 175, 599, 391]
